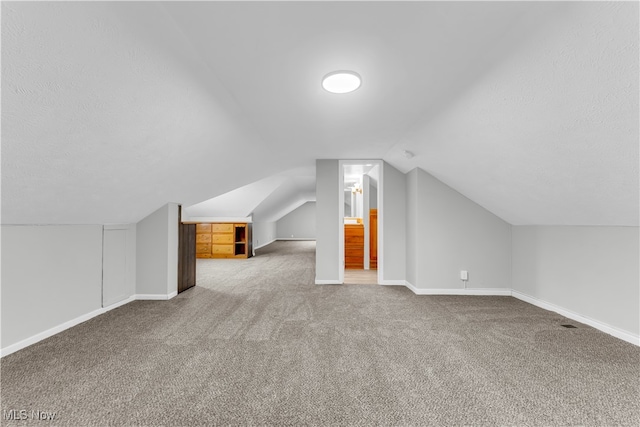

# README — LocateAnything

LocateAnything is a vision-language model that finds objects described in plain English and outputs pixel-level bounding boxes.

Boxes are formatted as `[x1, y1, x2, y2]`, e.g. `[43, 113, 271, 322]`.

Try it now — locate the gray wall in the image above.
[136, 203, 179, 296]
[102, 224, 136, 307]
[1, 225, 103, 349]
[253, 221, 276, 250]
[167, 203, 179, 295]
[277, 201, 316, 239]
[405, 169, 418, 285]
[382, 161, 406, 282]
[370, 181, 378, 208]
[408, 168, 511, 290]
[315, 160, 340, 283]
[512, 226, 640, 336]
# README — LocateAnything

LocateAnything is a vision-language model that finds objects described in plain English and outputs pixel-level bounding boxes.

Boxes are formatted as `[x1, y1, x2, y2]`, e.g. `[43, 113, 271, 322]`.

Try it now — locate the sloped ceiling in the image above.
[184, 166, 315, 223]
[2, 1, 637, 226]
[184, 175, 288, 220]
[251, 175, 316, 223]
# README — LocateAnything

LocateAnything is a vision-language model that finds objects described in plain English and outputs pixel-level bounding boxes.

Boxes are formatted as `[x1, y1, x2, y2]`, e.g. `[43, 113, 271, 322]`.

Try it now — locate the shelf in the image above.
[195, 222, 252, 259]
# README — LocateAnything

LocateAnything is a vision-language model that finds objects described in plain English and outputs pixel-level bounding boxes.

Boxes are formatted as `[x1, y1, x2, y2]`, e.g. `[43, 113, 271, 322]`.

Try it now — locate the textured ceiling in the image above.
[2, 1, 638, 225]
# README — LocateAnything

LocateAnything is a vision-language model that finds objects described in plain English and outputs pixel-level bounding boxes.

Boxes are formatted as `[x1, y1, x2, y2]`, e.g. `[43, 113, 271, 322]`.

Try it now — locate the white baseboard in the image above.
[276, 238, 316, 241]
[0, 307, 107, 358]
[1, 293, 178, 357]
[405, 281, 511, 296]
[134, 293, 176, 301]
[254, 238, 277, 251]
[105, 295, 136, 309]
[254, 238, 314, 253]
[4, 286, 636, 358]
[511, 291, 639, 346]
[378, 280, 406, 286]
[315, 279, 342, 285]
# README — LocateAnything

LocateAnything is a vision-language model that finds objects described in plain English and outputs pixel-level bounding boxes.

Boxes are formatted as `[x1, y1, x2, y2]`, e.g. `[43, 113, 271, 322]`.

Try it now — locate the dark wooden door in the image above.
[178, 223, 196, 293]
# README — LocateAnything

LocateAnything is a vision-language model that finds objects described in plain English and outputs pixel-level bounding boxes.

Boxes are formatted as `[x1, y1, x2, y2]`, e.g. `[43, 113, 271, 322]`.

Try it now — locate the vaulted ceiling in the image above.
[2, 1, 637, 225]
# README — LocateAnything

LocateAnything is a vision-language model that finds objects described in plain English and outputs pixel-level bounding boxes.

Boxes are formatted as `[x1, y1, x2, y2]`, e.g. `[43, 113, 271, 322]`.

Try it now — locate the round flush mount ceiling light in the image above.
[322, 71, 361, 94]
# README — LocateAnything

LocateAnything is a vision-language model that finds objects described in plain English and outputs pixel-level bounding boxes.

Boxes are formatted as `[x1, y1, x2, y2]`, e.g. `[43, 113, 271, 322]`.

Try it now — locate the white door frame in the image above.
[338, 159, 384, 285]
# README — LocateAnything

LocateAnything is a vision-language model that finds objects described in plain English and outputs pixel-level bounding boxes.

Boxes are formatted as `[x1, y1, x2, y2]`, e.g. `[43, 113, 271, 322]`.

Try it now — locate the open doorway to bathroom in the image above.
[339, 160, 381, 285]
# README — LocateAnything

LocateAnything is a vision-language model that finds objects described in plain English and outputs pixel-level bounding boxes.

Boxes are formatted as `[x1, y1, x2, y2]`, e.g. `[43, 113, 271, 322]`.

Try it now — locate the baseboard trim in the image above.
[511, 291, 639, 346]
[1, 293, 178, 357]
[0, 307, 106, 358]
[254, 239, 277, 251]
[378, 280, 406, 286]
[404, 281, 511, 296]
[315, 279, 342, 285]
[134, 293, 175, 300]
[104, 295, 136, 309]
[4, 286, 636, 358]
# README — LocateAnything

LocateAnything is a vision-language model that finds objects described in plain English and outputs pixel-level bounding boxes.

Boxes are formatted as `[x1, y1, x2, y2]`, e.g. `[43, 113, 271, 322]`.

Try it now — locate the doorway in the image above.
[338, 160, 382, 285]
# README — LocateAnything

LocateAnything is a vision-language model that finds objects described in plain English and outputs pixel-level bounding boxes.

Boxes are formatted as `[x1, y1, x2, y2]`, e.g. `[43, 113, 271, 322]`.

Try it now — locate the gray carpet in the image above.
[1, 241, 638, 426]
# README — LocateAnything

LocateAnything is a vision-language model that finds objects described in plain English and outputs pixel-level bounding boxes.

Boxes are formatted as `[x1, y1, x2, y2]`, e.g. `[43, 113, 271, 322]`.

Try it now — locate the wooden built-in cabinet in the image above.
[344, 210, 377, 270]
[369, 209, 378, 270]
[345, 223, 364, 269]
[196, 223, 252, 259]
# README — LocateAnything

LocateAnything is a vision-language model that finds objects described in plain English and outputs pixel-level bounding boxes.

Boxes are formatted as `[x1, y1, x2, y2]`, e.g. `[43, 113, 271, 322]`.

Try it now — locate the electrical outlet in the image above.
[460, 270, 468, 281]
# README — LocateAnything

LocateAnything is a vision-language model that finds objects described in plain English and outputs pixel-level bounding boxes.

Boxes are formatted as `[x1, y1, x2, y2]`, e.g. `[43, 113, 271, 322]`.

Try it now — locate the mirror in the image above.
[343, 163, 378, 222]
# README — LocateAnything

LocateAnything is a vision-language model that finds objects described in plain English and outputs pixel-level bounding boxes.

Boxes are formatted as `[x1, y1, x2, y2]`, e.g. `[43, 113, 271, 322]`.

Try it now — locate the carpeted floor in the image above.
[1, 241, 638, 426]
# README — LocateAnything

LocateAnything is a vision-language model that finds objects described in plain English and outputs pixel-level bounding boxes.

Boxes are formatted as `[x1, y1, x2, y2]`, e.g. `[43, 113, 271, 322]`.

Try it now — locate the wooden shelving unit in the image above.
[195, 223, 252, 259]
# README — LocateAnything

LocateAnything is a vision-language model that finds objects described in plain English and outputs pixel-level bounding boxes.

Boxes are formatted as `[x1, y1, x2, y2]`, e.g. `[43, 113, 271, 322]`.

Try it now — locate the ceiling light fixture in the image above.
[322, 71, 361, 94]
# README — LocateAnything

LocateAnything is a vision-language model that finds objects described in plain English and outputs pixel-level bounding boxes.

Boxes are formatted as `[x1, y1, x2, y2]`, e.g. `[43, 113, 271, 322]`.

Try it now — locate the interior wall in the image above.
[408, 168, 511, 290]
[277, 201, 316, 239]
[405, 169, 418, 286]
[381, 161, 406, 283]
[102, 224, 136, 307]
[136, 203, 179, 297]
[315, 159, 340, 283]
[370, 181, 378, 208]
[512, 226, 640, 337]
[253, 221, 276, 250]
[1, 225, 103, 349]
[166, 203, 179, 296]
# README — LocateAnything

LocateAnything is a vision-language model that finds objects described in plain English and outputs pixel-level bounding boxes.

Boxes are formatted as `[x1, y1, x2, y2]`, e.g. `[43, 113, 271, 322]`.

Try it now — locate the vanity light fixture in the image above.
[322, 71, 361, 94]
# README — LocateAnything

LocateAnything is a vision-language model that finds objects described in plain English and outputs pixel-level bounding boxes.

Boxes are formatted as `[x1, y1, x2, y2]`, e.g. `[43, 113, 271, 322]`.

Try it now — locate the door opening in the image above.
[339, 160, 382, 285]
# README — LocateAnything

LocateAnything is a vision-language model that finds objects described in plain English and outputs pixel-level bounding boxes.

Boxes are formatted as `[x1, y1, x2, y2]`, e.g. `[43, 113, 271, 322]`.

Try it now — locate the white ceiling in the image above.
[2, 1, 638, 226]
[184, 166, 316, 223]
